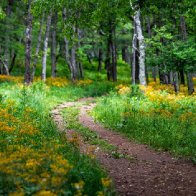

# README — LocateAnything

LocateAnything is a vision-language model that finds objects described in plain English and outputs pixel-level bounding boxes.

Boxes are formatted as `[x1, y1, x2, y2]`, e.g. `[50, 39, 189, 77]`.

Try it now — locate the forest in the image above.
[0, 0, 196, 195]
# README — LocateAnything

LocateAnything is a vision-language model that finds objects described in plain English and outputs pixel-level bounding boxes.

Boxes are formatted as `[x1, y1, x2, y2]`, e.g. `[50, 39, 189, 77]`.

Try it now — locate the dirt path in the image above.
[51, 99, 196, 196]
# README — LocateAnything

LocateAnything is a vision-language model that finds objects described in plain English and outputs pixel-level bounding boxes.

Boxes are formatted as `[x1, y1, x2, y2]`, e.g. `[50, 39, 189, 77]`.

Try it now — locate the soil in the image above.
[51, 99, 196, 196]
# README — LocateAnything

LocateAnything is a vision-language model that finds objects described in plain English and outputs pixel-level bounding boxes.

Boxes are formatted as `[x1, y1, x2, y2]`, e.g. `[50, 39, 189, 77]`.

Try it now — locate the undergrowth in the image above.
[0, 80, 115, 195]
[93, 84, 196, 161]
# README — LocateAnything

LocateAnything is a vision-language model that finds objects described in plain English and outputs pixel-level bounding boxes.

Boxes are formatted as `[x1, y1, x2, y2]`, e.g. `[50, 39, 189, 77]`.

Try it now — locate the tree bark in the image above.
[51, 12, 57, 78]
[41, 13, 52, 81]
[173, 72, 180, 94]
[31, 13, 44, 81]
[179, 70, 185, 85]
[187, 73, 194, 95]
[24, 0, 33, 85]
[131, 19, 137, 85]
[98, 48, 102, 72]
[70, 42, 77, 81]
[4, 0, 13, 75]
[134, 10, 146, 86]
[111, 26, 117, 81]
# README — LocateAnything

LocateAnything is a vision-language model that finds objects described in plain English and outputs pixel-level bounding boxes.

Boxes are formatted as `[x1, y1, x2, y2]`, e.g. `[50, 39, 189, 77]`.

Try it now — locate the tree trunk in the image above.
[111, 26, 117, 81]
[105, 32, 112, 81]
[70, 43, 77, 81]
[131, 19, 137, 85]
[179, 70, 185, 85]
[62, 9, 72, 73]
[134, 10, 146, 86]
[187, 73, 194, 95]
[173, 72, 180, 94]
[24, 0, 33, 85]
[31, 13, 44, 81]
[76, 28, 83, 79]
[122, 46, 129, 63]
[41, 13, 52, 81]
[98, 48, 102, 72]
[51, 12, 57, 78]
[4, 1, 13, 75]
[152, 67, 157, 82]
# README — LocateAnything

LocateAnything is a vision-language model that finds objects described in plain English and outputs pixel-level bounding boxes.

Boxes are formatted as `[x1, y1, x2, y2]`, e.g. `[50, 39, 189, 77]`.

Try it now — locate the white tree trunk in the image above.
[31, 13, 44, 81]
[24, 0, 33, 85]
[132, 19, 137, 85]
[41, 13, 52, 81]
[51, 12, 57, 78]
[135, 10, 146, 86]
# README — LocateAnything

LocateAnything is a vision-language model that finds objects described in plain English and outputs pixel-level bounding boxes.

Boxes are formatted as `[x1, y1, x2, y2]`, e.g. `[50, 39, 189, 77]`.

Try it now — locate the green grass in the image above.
[0, 81, 115, 195]
[92, 90, 196, 161]
[62, 106, 117, 153]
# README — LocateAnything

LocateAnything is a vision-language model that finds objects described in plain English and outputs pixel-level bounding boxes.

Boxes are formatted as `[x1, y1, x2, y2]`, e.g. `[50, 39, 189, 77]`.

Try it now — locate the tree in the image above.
[24, 0, 33, 85]
[41, 12, 52, 81]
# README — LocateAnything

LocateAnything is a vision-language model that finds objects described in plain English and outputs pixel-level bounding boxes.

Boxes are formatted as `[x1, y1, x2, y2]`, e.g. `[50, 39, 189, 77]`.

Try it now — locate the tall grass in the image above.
[0, 80, 115, 195]
[93, 84, 196, 160]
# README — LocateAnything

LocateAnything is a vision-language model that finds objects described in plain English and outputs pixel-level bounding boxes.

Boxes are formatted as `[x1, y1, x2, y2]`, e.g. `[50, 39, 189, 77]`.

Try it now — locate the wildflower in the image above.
[101, 178, 112, 187]
[35, 190, 57, 196]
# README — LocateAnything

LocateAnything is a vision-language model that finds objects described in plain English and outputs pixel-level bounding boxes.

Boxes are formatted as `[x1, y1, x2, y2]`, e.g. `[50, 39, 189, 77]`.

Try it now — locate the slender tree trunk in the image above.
[0, 58, 9, 75]
[31, 13, 44, 81]
[98, 48, 102, 72]
[71, 43, 77, 81]
[131, 20, 137, 85]
[134, 10, 146, 86]
[187, 73, 194, 95]
[76, 28, 83, 79]
[64, 37, 72, 72]
[51, 12, 57, 78]
[105, 31, 112, 81]
[179, 70, 185, 85]
[62, 9, 71, 72]
[111, 26, 117, 81]
[152, 67, 157, 82]
[24, 0, 33, 85]
[173, 72, 180, 94]
[122, 46, 129, 63]
[4, 1, 13, 75]
[41, 13, 52, 81]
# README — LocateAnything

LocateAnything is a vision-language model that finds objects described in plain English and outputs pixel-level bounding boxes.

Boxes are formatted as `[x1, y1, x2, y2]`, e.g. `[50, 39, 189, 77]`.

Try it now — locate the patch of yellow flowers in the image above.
[116, 84, 131, 95]
[0, 101, 85, 195]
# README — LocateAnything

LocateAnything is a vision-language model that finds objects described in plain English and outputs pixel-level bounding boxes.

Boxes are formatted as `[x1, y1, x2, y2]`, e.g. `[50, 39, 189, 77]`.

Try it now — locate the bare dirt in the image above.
[51, 99, 196, 196]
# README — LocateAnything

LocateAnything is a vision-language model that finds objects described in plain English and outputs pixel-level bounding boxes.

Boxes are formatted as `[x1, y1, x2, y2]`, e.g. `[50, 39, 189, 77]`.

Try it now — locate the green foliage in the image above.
[93, 90, 196, 160]
[0, 81, 115, 195]
[0, 7, 6, 19]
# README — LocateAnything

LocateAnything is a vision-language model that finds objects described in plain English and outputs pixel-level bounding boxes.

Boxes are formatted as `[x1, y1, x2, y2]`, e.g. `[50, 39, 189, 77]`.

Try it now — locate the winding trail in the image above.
[51, 99, 196, 196]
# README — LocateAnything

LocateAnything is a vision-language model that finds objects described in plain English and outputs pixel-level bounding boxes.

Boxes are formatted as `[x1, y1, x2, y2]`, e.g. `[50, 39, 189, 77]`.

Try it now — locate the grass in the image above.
[0, 58, 195, 194]
[0, 79, 115, 195]
[62, 106, 117, 153]
[93, 83, 196, 161]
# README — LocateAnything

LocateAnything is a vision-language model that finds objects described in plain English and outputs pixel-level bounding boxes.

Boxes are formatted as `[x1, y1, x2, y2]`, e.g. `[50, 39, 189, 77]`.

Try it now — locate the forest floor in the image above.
[51, 98, 196, 196]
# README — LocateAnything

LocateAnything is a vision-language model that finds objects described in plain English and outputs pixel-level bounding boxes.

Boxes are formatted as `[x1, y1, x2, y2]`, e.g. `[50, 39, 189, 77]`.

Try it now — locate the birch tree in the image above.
[24, 0, 33, 85]
[134, 10, 146, 86]
[41, 12, 52, 81]
[31, 13, 45, 81]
